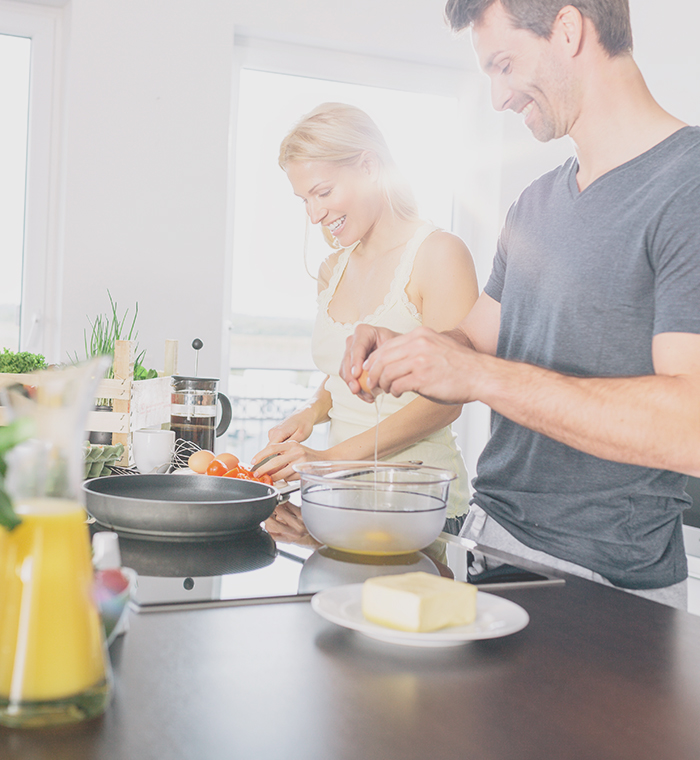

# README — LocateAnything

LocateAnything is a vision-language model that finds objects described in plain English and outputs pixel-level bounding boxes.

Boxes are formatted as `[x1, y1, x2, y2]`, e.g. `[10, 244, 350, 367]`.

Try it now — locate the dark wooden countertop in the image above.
[3, 569, 700, 759]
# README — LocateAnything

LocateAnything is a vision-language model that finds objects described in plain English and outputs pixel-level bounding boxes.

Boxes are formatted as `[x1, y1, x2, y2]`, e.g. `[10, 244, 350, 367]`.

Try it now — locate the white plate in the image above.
[311, 583, 529, 647]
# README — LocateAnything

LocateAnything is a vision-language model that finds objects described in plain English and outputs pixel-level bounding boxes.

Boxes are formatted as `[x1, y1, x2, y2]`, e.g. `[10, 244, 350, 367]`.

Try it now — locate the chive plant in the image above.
[71, 291, 156, 405]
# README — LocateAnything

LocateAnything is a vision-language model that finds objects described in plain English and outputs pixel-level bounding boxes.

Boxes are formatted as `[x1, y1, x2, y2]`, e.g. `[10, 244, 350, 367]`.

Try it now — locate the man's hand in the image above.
[341, 292, 499, 404]
[361, 326, 482, 404]
[340, 324, 401, 401]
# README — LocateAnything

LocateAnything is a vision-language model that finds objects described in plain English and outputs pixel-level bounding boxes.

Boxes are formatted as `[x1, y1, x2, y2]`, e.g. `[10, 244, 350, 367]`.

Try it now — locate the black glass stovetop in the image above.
[96, 527, 564, 613]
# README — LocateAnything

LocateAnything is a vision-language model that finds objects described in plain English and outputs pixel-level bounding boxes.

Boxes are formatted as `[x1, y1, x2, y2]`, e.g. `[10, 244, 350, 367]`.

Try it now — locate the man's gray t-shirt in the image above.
[473, 126, 700, 589]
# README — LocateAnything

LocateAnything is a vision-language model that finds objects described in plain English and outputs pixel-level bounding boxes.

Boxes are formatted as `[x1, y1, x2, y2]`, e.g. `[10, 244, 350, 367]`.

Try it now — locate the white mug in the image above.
[132, 428, 175, 474]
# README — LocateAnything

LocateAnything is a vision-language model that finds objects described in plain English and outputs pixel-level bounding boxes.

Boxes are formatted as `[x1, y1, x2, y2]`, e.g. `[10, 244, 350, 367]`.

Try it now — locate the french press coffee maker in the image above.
[170, 340, 232, 451]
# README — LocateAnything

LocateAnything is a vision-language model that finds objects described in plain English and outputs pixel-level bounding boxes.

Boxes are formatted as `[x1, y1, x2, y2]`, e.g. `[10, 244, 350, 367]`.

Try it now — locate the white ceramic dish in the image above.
[311, 583, 529, 647]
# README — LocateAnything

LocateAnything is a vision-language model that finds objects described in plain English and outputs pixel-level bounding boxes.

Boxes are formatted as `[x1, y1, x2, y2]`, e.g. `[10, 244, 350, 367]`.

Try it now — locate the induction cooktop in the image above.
[95, 527, 564, 614]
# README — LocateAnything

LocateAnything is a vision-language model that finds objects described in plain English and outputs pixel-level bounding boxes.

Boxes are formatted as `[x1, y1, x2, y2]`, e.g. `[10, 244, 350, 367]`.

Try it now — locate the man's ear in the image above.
[554, 5, 585, 57]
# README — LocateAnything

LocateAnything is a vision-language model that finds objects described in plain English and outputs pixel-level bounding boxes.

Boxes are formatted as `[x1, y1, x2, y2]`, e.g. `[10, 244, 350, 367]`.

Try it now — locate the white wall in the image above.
[47, 0, 474, 378]
[59, 0, 238, 377]
[14, 0, 700, 465]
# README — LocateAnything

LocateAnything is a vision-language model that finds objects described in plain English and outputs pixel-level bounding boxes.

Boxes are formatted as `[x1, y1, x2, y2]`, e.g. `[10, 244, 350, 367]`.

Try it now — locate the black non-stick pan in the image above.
[83, 474, 295, 540]
[114, 528, 278, 576]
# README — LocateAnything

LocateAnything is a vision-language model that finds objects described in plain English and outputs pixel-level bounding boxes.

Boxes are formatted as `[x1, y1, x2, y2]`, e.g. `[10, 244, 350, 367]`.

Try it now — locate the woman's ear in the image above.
[359, 151, 380, 180]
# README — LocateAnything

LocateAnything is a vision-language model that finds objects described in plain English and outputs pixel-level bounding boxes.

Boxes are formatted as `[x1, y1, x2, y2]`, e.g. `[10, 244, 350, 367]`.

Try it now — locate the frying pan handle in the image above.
[216, 392, 232, 437]
[275, 482, 300, 503]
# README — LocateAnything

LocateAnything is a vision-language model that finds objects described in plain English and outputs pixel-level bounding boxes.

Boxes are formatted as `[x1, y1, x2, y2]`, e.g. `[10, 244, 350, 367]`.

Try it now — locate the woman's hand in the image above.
[251, 440, 329, 482]
[255, 380, 333, 472]
[264, 502, 321, 547]
[266, 409, 315, 445]
[251, 407, 320, 481]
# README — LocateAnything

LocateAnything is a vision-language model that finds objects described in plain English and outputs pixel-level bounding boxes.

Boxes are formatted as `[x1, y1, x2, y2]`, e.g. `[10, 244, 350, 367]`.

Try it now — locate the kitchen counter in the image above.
[3, 546, 700, 760]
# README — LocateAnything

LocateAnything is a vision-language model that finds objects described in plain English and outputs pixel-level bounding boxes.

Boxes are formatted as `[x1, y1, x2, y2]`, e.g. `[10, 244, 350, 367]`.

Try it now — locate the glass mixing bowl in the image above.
[293, 462, 456, 556]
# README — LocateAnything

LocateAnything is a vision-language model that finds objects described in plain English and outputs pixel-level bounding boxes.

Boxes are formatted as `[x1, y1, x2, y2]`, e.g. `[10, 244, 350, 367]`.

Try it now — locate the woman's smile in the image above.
[286, 159, 379, 246]
[328, 215, 346, 236]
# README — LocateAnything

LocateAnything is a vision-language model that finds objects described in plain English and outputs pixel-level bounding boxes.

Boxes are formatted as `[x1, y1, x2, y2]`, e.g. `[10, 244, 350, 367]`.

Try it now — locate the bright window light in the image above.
[231, 69, 461, 327]
[227, 69, 463, 461]
[0, 33, 31, 352]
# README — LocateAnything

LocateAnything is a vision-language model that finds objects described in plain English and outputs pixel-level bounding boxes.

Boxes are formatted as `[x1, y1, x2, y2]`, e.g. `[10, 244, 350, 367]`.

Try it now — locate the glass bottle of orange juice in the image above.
[0, 358, 113, 727]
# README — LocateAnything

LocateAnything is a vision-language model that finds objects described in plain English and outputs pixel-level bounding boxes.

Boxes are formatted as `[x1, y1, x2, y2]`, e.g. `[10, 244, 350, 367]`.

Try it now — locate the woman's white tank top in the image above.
[311, 223, 470, 517]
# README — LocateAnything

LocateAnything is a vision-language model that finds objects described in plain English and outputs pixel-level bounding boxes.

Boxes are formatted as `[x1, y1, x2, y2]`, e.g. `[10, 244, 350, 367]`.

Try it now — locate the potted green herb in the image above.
[72, 291, 157, 386]
[71, 292, 157, 443]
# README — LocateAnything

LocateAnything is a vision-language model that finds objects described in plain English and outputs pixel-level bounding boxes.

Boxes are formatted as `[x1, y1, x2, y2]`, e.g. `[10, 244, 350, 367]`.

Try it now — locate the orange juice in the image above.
[0, 498, 111, 724]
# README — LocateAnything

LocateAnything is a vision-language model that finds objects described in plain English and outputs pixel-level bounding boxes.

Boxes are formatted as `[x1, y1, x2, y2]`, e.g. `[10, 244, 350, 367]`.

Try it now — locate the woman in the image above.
[252, 102, 478, 537]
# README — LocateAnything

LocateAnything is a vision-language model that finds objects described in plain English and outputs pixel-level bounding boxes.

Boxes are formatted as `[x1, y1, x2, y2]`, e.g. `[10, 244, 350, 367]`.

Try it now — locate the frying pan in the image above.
[114, 528, 277, 576]
[83, 474, 293, 540]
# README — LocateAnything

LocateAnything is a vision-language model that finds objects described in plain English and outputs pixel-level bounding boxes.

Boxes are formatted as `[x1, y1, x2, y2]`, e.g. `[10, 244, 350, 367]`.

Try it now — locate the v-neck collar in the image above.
[567, 126, 692, 199]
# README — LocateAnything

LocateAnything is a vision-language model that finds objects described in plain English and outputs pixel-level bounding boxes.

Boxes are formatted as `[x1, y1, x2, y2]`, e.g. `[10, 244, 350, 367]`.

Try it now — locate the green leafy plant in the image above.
[0, 349, 48, 374]
[0, 417, 35, 531]
[71, 292, 157, 403]
[133, 364, 158, 381]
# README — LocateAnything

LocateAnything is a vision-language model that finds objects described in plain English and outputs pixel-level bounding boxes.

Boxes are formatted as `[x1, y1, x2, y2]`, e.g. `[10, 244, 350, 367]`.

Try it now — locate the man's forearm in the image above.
[472, 353, 700, 476]
[360, 323, 700, 475]
[444, 325, 476, 351]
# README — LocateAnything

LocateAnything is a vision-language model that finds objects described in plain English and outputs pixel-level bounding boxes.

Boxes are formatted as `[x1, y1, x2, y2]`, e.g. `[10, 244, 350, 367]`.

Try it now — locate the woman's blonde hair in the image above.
[279, 103, 419, 246]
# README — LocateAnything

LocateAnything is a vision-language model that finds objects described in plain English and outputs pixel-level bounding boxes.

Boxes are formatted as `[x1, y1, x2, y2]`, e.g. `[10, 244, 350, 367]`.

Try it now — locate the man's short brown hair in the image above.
[445, 0, 633, 56]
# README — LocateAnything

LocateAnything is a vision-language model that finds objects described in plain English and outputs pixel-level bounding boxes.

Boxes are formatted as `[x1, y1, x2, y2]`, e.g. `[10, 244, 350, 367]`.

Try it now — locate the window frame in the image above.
[0, 1, 65, 359]
[225, 34, 492, 476]
[224, 33, 484, 364]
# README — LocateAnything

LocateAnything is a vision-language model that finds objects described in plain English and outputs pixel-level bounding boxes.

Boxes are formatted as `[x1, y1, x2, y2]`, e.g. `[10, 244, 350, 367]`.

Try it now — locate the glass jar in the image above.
[170, 375, 232, 451]
[0, 358, 113, 727]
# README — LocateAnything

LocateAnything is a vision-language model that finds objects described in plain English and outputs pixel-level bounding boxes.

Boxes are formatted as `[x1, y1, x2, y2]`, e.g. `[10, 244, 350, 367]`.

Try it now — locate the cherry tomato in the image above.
[223, 467, 242, 478]
[206, 458, 229, 477]
[258, 474, 273, 485]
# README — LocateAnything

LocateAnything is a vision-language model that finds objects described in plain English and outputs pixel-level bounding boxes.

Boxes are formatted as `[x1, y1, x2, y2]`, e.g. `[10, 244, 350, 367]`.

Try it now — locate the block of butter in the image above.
[361, 572, 478, 633]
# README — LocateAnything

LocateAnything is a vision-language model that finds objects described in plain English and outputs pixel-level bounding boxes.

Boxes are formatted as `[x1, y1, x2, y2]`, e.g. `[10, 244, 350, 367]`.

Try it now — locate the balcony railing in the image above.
[226, 395, 329, 465]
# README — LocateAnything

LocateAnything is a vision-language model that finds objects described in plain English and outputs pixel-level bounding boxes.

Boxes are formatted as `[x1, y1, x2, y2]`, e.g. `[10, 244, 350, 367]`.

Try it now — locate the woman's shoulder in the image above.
[407, 227, 478, 324]
[415, 228, 474, 271]
[420, 228, 471, 255]
[409, 227, 477, 297]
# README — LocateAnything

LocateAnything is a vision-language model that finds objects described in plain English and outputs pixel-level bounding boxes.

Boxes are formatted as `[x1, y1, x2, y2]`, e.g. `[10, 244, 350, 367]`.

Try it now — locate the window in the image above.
[226, 37, 487, 466]
[231, 68, 461, 330]
[0, 33, 30, 352]
[0, 5, 62, 359]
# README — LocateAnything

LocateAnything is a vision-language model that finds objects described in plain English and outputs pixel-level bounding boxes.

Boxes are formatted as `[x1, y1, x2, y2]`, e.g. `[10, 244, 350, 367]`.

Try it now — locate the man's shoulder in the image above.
[635, 126, 700, 203]
[659, 126, 700, 178]
[647, 126, 700, 167]
[667, 124, 700, 149]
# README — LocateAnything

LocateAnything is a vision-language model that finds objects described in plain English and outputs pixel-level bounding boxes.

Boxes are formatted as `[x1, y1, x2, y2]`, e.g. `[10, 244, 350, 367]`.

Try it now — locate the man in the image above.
[341, 0, 700, 608]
